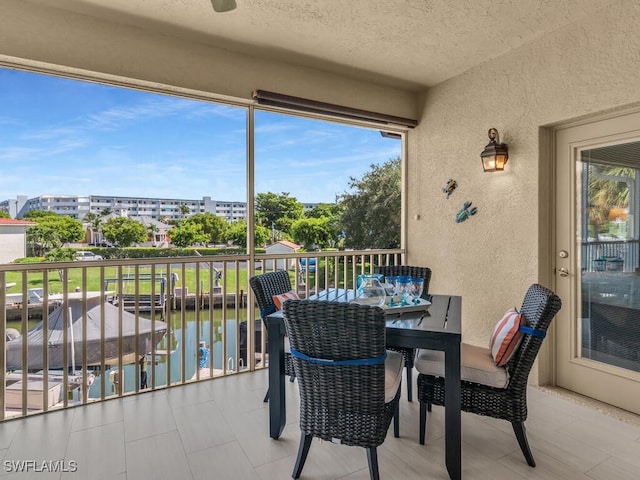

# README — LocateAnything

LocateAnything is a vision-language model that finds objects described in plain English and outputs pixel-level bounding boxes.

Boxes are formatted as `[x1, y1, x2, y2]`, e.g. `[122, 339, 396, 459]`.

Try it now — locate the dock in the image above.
[4, 291, 250, 323]
[170, 291, 248, 310]
[5, 302, 59, 322]
[4, 371, 95, 411]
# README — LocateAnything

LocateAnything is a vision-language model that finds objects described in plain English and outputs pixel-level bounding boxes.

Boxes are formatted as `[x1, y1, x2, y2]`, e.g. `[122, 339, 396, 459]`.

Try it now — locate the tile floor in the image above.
[0, 370, 639, 480]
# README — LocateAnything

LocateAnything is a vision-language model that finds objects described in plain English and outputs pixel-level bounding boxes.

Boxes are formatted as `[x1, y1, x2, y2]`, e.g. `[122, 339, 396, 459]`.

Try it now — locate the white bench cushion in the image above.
[415, 343, 509, 388]
[385, 349, 404, 403]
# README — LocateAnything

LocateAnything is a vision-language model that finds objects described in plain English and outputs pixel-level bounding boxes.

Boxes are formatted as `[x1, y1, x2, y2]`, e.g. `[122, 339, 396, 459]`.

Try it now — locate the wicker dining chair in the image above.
[249, 270, 297, 402]
[377, 265, 432, 402]
[416, 283, 562, 467]
[282, 300, 403, 480]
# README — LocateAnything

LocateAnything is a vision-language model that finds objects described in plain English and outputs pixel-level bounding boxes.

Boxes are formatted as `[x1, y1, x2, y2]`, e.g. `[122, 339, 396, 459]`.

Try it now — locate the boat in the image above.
[5, 292, 167, 370]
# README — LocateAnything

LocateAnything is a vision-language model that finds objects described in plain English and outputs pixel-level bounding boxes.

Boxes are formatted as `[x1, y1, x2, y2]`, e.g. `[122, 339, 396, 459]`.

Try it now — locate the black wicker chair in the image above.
[283, 300, 403, 480]
[377, 265, 432, 402]
[249, 270, 297, 402]
[416, 283, 562, 467]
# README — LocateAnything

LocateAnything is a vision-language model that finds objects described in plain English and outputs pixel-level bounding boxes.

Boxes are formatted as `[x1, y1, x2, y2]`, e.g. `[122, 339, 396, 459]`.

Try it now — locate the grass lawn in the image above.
[4, 266, 255, 295]
[4, 258, 367, 296]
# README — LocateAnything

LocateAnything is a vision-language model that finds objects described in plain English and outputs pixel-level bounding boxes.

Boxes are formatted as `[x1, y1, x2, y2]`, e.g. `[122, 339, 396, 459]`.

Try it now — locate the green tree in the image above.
[170, 222, 208, 248]
[185, 213, 228, 245]
[305, 202, 343, 247]
[291, 217, 333, 249]
[84, 212, 103, 243]
[147, 223, 159, 242]
[226, 220, 246, 247]
[226, 219, 270, 248]
[26, 215, 84, 250]
[84, 212, 101, 228]
[179, 203, 190, 219]
[255, 223, 272, 247]
[26, 224, 61, 256]
[44, 247, 77, 262]
[255, 192, 304, 236]
[102, 217, 147, 247]
[49, 216, 85, 244]
[339, 157, 401, 249]
[21, 209, 59, 220]
[306, 203, 341, 219]
[587, 164, 634, 237]
[0, 210, 10, 219]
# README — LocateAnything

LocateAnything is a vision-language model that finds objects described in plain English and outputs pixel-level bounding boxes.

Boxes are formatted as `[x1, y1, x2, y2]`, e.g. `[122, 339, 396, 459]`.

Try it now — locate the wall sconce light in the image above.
[480, 128, 509, 172]
[211, 0, 237, 13]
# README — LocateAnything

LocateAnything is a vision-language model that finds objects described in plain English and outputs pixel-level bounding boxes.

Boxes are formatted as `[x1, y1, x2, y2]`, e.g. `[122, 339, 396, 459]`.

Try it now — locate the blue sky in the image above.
[0, 68, 400, 204]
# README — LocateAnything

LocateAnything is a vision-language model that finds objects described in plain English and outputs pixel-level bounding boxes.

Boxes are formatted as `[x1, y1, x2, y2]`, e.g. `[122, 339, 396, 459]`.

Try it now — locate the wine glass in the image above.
[395, 276, 412, 306]
[410, 277, 424, 305]
[383, 275, 397, 306]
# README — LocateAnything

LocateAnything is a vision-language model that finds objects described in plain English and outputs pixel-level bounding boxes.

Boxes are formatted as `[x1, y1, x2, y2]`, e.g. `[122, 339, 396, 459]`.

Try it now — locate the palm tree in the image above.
[179, 203, 190, 220]
[26, 225, 60, 256]
[587, 164, 635, 237]
[84, 212, 104, 244]
[147, 223, 159, 243]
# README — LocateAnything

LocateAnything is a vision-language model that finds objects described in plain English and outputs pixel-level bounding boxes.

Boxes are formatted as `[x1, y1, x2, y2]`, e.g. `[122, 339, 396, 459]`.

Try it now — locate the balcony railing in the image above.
[0, 248, 403, 421]
[582, 239, 640, 273]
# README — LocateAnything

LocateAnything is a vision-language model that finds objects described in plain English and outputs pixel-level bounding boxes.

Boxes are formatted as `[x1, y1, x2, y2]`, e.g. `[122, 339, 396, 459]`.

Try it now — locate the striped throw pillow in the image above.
[272, 290, 300, 310]
[489, 308, 525, 366]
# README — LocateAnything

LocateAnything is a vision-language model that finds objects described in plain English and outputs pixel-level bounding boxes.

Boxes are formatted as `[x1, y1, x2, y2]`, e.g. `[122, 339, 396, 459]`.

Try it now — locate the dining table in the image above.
[265, 288, 463, 480]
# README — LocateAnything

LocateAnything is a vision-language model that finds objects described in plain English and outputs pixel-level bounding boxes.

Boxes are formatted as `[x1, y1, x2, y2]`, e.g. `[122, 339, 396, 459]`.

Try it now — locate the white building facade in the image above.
[0, 194, 295, 222]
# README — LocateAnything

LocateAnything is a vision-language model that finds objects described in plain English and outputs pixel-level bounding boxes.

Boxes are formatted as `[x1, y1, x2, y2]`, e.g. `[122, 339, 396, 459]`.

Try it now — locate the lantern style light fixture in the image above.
[480, 128, 509, 172]
[211, 0, 237, 12]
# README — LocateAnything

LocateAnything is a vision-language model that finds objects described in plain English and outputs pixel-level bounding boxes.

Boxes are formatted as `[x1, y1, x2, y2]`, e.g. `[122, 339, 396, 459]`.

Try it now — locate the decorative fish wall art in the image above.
[455, 201, 477, 223]
[442, 179, 458, 199]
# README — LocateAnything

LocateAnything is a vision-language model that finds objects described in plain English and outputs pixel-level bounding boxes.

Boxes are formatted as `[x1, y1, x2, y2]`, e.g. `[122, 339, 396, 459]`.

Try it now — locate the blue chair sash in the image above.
[290, 348, 387, 366]
[519, 325, 546, 339]
[260, 305, 277, 318]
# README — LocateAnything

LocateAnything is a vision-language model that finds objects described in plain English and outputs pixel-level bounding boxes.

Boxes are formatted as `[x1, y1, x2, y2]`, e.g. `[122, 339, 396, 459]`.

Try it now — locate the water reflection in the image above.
[6, 303, 257, 399]
[88, 318, 243, 398]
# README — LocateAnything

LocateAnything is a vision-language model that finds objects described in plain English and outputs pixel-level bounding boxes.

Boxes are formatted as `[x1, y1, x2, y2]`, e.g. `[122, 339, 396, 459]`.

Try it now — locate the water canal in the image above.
[7, 306, 255, 400]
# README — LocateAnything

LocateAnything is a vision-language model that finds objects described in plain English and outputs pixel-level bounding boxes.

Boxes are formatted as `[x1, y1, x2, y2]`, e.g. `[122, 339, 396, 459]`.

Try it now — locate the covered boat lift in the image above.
[5, 292, 167, 371]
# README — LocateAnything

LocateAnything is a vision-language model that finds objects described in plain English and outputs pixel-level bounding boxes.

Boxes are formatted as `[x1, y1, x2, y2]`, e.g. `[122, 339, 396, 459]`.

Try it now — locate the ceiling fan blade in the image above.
[211, 0, 237, 12]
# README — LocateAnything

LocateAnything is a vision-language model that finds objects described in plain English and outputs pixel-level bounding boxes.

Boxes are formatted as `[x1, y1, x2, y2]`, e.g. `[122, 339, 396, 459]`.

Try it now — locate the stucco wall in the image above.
[0, 228, 28, 263]
[406, 0, 640, 382]
[265, 244, 299, 270]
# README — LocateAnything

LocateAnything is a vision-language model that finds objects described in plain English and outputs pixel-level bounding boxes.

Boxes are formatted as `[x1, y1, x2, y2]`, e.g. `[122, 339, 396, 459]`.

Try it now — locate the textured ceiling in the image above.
[30, 0, 614, 90]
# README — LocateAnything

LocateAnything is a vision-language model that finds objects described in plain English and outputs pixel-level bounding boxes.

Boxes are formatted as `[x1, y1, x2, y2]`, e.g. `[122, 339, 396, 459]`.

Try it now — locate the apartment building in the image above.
[0, 194, 317, 222]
